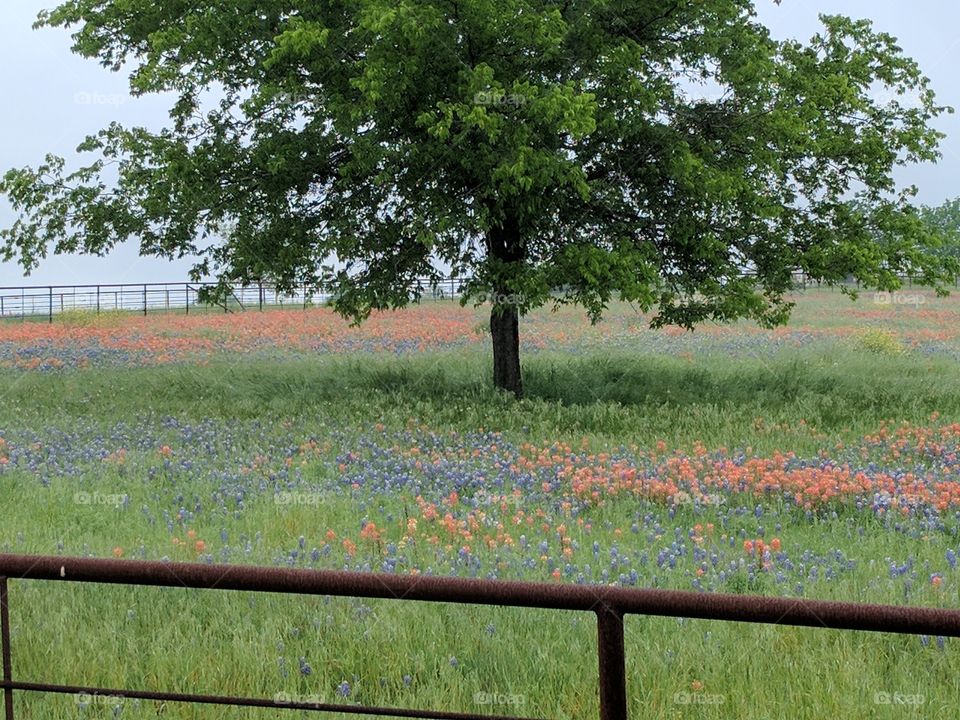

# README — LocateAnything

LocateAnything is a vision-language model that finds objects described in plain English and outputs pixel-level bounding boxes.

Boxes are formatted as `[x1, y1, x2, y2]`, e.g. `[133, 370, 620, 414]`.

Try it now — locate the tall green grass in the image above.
[3, 344, 957, 454]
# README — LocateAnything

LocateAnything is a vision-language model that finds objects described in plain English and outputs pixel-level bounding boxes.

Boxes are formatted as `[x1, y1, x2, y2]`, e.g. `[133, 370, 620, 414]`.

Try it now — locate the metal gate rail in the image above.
[2, 553, 960, 719]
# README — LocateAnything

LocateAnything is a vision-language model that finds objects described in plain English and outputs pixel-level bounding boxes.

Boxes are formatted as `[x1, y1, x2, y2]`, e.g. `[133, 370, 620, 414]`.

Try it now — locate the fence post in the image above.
[48, 287, 52, 324]
[185, 284, 189, 315]
[143, 285, 147, 316]
[1, 576, 14, 720]
[259, 282, 263, 311]
[596, 606, 627, 720]
[96, 286, 100, 315]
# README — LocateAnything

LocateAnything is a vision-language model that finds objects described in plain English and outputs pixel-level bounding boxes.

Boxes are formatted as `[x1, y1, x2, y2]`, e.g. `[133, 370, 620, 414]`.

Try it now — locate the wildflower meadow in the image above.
[2, 287, 960, 718]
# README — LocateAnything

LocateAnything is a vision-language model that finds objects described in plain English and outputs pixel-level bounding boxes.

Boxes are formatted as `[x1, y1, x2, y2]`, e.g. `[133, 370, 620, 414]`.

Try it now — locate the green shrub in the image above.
[852, 328, 905, 356]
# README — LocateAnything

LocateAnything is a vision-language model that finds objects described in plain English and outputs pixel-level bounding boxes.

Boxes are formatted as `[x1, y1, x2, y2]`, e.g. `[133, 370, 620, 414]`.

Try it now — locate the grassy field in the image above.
[1, 287, 960, 718]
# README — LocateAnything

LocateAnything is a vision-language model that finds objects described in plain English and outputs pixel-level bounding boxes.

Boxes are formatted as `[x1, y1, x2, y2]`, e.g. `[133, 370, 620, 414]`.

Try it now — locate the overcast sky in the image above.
[2, 1, 959, 287]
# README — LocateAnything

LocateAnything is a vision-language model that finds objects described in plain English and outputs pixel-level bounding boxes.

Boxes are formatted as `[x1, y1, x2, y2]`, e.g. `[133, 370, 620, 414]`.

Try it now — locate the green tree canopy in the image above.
[918, 197, 960, 259]
[2, 1, 958, 396]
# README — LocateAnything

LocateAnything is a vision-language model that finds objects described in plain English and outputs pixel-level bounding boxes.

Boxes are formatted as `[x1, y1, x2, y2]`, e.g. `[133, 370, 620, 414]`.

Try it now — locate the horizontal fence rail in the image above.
[0, 271, 937, 323]
[2, 554, 960, 719]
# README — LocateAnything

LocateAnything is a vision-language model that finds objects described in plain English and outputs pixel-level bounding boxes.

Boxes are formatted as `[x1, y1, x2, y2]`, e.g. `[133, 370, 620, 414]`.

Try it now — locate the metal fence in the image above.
[0, 278, 472, 322]
[2, 554, 960, 720]
[0, 272, 946, 323]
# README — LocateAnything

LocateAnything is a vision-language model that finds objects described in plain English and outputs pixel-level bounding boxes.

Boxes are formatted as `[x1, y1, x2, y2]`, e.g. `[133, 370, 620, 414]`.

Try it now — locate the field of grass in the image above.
[2, 287, 960, 718]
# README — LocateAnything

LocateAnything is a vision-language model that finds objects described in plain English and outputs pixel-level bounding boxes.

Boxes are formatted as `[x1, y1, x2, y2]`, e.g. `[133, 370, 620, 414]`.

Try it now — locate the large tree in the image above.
[2, 1, 958, 397]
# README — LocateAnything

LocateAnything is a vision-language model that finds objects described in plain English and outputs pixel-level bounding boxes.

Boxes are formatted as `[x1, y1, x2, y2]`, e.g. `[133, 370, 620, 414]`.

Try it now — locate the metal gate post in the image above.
[1, 577, 13, 720]
[596, 605, 627, 720]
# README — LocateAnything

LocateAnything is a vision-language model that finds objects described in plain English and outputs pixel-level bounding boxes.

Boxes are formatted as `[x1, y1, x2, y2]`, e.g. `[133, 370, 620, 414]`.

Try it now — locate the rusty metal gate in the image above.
[2, 553, 960, 720]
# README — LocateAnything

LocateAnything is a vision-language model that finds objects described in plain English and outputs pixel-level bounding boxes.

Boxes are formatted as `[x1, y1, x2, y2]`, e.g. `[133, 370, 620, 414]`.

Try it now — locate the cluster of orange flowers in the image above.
[743, 537, 782, 555]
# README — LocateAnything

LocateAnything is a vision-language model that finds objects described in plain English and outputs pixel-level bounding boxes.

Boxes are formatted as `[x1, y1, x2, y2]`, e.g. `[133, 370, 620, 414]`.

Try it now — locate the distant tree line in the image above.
[918, 197, 960, 259]
[845, 195, 960, 270]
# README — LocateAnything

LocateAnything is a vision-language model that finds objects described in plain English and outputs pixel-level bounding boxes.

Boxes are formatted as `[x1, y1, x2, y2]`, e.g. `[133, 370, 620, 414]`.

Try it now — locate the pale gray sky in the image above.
[2, 1, 959, 287]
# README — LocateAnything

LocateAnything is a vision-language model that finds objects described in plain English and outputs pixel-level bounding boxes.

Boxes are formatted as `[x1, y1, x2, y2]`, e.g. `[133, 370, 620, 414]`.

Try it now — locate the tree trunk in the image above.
[487, 208, 524, 398]
[491, 303, 522, 397]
